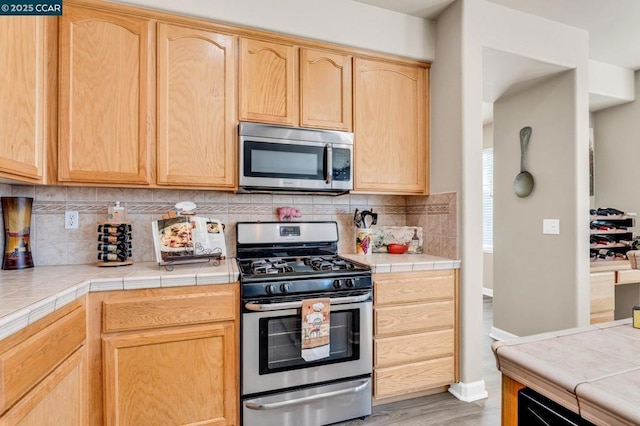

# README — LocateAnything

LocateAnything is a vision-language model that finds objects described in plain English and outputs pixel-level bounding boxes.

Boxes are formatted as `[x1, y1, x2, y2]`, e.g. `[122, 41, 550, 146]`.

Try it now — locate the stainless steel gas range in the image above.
[236, 221, 373, 426]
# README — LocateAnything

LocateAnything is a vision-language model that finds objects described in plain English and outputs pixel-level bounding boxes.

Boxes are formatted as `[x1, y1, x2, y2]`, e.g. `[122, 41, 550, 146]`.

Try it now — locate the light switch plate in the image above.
[543, 219, 560, 235]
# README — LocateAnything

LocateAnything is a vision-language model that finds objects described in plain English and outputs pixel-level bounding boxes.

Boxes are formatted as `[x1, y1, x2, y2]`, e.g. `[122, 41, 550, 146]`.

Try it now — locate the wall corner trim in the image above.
[448, 380, 489, 402]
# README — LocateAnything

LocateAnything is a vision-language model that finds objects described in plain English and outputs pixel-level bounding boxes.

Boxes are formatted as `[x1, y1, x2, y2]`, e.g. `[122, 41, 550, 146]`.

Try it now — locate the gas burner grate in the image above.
[250, 258, 294, 274]
[304, 256, 356, 271]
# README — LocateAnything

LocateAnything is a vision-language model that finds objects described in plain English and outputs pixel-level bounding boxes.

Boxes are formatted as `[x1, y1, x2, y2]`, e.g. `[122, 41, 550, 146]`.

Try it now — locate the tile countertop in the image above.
[0, 259, 239, 341]
[0, 254, 460, 342]
[339, 253, 461, 273]
[492, 319, 640, 425]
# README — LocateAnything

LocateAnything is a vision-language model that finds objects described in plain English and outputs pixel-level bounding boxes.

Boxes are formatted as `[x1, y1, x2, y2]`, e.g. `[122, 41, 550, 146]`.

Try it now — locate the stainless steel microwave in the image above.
[238, 122, 353, 195]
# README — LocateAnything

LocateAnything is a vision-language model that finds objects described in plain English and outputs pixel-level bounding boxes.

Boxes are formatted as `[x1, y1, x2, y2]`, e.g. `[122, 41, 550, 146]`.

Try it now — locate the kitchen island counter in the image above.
[493, 319, 640, 425]
[340, 253, 460, 273]
[0, 259, 238, 341]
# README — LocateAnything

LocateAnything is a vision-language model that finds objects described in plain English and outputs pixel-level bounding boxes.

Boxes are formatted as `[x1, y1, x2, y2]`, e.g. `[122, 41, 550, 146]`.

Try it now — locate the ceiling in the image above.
[354, 0, 640, 71]
[354, 0, 640, 115]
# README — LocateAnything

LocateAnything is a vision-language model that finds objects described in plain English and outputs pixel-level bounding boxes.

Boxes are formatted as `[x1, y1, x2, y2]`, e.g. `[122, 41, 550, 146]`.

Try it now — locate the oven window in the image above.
[244, 141, 324, 180]
[259, 309, 360, 374]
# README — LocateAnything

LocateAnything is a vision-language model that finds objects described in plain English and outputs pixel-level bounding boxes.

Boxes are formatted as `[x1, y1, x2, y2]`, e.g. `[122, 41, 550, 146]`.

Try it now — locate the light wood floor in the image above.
[336, 296, 500, 426]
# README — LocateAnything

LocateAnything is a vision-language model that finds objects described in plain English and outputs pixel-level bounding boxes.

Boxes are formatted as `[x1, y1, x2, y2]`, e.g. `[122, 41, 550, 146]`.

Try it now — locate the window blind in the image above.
[482, 147, 493, 251]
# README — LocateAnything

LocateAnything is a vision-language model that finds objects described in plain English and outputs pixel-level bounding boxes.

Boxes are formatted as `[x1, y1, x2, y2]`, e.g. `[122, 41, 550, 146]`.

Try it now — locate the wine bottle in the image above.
[97, 242, 132, 252]
[98, 233, 130, 243]
[97, 251, 132, 262]
[409, 228, 420, 251]
[591, 220, 628, 230]
[97, 223, 131, 234]
[596, 249, 615, 259]
[596, 207, 625, 216]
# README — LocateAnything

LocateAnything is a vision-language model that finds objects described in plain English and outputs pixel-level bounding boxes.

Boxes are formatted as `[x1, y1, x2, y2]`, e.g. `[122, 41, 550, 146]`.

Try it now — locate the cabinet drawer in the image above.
[375, 270, 454, 306]
[375, 329, 454, 368]
[374, 356, 454, 399]
[103, 286, 236, 332]
[0, 306, 86, 413]
[375, 300, 454, 336]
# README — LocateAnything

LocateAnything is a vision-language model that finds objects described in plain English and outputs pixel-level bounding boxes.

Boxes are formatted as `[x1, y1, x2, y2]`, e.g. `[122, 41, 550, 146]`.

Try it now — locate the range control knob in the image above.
[280, 283, 290, 294]
[265, 284, 277, 295]
[345, 279, 355, 288]
[333, 279, 342, 289]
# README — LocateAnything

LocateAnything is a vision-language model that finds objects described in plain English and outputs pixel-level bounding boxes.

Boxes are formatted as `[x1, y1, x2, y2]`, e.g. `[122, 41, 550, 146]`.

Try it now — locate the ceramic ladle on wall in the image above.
[513, 126, 534, 198]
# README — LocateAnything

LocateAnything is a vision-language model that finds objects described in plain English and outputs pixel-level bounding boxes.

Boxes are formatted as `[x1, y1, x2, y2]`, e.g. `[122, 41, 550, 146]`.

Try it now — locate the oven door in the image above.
[241, 292, 372, 396]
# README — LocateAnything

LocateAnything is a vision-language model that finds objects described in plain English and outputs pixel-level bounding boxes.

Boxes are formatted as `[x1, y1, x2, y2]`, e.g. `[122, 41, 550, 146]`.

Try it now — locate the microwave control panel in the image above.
[332, 148, 351, 181]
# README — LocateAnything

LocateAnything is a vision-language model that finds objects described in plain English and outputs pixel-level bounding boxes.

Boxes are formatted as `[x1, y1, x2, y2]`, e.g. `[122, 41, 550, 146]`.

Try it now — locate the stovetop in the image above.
[236, 221, 372, 299]
[238, 255, 366, 276]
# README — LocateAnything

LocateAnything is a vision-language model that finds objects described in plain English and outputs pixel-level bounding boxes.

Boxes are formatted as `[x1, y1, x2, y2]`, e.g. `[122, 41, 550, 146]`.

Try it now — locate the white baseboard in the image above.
[448, 380, 488, 402]
[490, 326, 519, 341]
[482, 287, 493, 297]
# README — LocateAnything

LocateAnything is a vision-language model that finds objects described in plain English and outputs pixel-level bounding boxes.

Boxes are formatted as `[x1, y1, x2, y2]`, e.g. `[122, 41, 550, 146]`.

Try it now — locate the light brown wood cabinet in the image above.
[0, 16, 56, 183]
[353, 58, 429, 194]
[239, 39, 353, 131]
[58, 4, 154, 185]
[239, 37, 296, 126]
[0, 299, 87, 425]
[91, 284, 239, 426]
[590, 271, 615, 324]
[156, 23, 236, 188]
[300, 48, 352, 131]
[373, 270, 458, 402]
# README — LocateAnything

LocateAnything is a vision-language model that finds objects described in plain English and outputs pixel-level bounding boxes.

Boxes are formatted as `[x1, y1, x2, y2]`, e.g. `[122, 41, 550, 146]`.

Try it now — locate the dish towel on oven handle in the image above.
[301, 297, 330, 361]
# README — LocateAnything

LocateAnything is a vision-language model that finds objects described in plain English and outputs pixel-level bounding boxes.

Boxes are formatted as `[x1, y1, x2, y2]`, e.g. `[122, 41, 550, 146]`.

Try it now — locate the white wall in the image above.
[431, 0, 589, 401]
[594, 71, 640, 217]
[111, 0, 436, 61]
[494, 70, 582, 336]
[473, 0, 591, 335]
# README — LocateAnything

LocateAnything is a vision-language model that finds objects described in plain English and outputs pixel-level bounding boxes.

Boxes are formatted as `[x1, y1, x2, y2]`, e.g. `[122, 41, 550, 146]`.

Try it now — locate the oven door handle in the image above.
[244, 292, 371, 311]
[244, 379, 369, 411]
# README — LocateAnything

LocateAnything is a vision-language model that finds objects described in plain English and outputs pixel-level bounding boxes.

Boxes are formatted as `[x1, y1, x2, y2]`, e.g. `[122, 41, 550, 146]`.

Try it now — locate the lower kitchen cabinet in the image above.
[0, 299, 87, 425]
[589, 271, 615, 324]
[0, 348, 86, 426]
[373, 270, 458, 402]
[90, 283, 239, 426]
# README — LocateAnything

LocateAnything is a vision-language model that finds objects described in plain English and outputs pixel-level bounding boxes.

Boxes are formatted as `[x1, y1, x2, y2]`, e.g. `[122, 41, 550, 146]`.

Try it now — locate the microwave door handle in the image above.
[324, 144, 332, 184]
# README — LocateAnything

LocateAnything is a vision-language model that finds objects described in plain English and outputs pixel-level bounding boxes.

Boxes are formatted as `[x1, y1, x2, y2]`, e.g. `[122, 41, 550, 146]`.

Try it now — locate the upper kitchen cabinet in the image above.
[0, 16, 56, 183]
[239, 37, 296, 126]
[353, 58, 429, 194]
[58, 5, 154, 185]
[300, 48, 352, 131]
[156, 23, 236, 188]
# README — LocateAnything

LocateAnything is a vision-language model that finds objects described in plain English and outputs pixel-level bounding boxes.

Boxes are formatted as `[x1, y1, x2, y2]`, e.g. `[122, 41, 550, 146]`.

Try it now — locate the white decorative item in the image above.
[372, 226, 423, 254]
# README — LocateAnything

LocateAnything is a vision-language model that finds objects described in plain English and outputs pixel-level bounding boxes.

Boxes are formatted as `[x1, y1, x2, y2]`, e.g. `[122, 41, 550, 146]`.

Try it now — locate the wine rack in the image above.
[97, 221, 133, 266]
[590, 214, 635, 261]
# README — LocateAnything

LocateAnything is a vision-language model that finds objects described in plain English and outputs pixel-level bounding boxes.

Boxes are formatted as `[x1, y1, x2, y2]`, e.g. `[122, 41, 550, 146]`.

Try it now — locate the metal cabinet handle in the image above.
[244, 379, 369, 411]
[244, 292, 371, 311]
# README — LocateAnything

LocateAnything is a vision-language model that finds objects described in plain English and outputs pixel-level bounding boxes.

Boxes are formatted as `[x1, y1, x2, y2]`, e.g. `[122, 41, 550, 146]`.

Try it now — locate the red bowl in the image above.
[387, 243, 408, 254]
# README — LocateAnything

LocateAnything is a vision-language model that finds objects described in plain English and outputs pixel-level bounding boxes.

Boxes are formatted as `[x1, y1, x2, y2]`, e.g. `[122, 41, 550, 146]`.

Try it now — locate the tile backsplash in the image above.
[0, 184, 458, 266]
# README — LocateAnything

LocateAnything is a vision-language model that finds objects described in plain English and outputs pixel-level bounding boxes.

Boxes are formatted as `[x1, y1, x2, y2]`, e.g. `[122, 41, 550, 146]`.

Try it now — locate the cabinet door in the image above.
[0, 348, 86, 426]
[353, 58, 428, 194]
[0, 16, 55, 182]
[58, 5, 153, 185]
[239, 37, 295, 126]
[103, 322, 236, 426]
[300, 48, 352, 131]
[157, 23, 236, 188]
